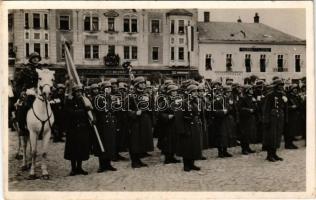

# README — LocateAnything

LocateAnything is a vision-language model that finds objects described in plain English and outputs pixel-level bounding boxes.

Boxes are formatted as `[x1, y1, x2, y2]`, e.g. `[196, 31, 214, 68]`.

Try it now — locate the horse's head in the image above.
[36, 68, 55, 100]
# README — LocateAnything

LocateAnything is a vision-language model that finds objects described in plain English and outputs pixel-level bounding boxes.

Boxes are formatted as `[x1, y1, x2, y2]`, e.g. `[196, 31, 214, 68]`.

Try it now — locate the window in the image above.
[44, 14, 48, 29]
[178, 20, 184, 34]
[179, 38, 184, 44]
[124, 46, 137, 60]
[226, 54, 232, 71]
[92, 45, 99, 58]
[25, 32, 29, 39]
[170, 20, 175, 34]
[45, 43, 48, 58]
[9, 43, 15, 58]
[205, 54, 212, 70]
[123, 18, 130, 32]
[131, 19, 137, 32]
[171, 47, 175, 61]
[25, 13, 29, 29]
[108, 45, 115, 55]
[60, 16, 70, 30]
[260, 54, 266, 72]
[132, 46, 137, 59]
[108, 18, 115, 31]
[124, 16, 137, 33]
[171, 37, 174, 44]
[277, 54, 283, 71]
[152, 47, 159, 61]
[25, 43, 29, 57]
[34, 43, 41, 56]
[45, 33, 48, 40]
[84, 16, 99, 31]
[151, 20, 160, 33]
[8, 13, 13, 31]
[34, 33, 40, 39]
[204, 12, 210, 22]
[84, 45, 91, 59]
[245, 54, 251, 72]
[295, 55, 301, 72]
[178, 47, 184, 61]
[33, 13, 40, 29]
[85, 45, 99, 59]
[124, 46, 130, 59]
[61, 44, 65, 59]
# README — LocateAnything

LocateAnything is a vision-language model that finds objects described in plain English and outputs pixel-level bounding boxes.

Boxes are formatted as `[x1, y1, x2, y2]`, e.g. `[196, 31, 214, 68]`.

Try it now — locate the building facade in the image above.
[9, 9, 199, 83]
[8, 10, 306, 84]
[198, 12, 306, 84]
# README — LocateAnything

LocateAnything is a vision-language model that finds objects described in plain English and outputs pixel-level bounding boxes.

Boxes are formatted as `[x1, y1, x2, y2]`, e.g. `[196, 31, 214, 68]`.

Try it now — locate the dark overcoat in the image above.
[127, 92, 154, 154]
[64, 97, 91, 161]
[176, 96, 202, 160]
[286, 93, 302, 137]
[262, 91, 287, 149]
[239, 95, 258, 144]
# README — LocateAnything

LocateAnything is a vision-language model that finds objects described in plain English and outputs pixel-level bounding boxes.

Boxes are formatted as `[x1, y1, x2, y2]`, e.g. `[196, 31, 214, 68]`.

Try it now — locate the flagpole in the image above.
[62, 37, 105, 153]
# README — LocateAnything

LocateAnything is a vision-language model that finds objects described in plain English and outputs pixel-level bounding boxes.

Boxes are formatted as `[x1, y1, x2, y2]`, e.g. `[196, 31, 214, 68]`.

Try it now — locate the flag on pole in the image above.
[61, 35, 105, 153]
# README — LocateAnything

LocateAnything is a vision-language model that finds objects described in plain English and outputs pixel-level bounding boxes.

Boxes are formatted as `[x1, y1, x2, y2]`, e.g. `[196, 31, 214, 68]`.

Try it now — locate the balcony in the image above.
[273, 68, 288, 72]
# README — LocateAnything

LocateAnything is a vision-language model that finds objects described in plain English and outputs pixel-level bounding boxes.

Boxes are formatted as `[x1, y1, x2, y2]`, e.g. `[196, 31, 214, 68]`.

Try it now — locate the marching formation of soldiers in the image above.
[10, 53, 306, 175]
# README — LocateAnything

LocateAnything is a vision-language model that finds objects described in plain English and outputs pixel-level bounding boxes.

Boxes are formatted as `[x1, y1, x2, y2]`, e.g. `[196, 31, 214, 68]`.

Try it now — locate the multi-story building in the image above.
[9, 9, 199, 83]
[198, 12, 306, 84]
[8, 10, 306, 84]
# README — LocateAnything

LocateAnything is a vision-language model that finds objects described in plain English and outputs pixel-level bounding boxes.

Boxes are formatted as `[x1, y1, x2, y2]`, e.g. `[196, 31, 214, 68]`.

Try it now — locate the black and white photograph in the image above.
[1, 1, 315, 199]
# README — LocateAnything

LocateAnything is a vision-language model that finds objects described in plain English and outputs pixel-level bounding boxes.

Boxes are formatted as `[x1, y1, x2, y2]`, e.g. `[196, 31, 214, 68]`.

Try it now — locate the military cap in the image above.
[73, 84, 83, 92]
[231, 83, 240, 89]
[164, 79, 174, 86]
[223, 86, 232, 92]
[167, 84, 178, 93]
[272, 78, 284, 87]
[109, 78, 118, 84]
[243, 84, 253, 93]
[57, 83, 66, 89]
[133, 76, 146, 86]
[289, 84, 298, 91]
[90, 83, 99, 89]
[101, 81, 112, 88]
[28, 52, 42, 63]
[118, 82, 128, 90]
[187, 84, 198, 93]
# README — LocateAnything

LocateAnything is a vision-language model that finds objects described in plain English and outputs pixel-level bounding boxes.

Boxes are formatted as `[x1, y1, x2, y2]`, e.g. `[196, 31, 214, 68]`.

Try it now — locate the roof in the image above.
[198, 21, 306, 45]
[166, 9, 193, 17]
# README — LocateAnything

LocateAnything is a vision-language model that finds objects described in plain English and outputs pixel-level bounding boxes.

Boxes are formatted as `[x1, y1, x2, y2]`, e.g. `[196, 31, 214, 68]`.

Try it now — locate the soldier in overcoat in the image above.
[262, 78, 287, 162]
[64, 85, 92, 175]
[284, 84, 300, 149]
[176, 84, 202, 172]
[157, 84, 181, 164]
[239, 85, 257, 154]
[91, 81, 117, 172]
[127, 76, 154, 168]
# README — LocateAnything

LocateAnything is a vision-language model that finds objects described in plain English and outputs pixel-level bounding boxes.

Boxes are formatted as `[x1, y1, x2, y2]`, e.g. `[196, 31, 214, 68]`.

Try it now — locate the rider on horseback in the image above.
[15, 52, 43, 136]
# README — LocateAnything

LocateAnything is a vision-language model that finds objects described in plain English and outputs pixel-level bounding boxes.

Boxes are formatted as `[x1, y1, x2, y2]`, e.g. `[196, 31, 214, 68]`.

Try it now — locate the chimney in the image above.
[237, 16, 242, 23]
[204, 11, 210, 22]
[254, 12, 259, 23]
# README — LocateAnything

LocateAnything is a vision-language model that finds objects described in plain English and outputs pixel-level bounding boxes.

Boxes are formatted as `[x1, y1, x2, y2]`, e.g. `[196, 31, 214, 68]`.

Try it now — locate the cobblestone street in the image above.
[8, 130, 306, 191]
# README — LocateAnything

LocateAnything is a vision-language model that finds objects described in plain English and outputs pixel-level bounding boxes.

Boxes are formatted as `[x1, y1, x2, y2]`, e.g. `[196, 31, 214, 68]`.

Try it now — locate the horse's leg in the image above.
[41, 129, 51, 179]
[28, 130, 38, 179]
[20, 136, 28, 169]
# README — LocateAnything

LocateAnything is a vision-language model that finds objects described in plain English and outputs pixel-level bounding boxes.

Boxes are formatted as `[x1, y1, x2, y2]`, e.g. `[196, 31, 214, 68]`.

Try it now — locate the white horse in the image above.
[26, 68, 55, 180]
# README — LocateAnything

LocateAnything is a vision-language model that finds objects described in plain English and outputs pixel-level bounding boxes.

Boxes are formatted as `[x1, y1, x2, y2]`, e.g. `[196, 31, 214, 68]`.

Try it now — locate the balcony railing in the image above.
[273, 68, 288, 72]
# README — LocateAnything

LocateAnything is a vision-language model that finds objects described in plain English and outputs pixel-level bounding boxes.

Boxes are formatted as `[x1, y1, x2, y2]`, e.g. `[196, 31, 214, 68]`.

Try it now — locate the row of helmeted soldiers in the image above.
[40, 75, 305, 175]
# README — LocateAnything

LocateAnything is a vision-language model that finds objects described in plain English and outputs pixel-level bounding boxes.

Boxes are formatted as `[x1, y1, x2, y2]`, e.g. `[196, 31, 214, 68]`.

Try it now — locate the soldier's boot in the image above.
[97, 157, 106, 173]
[272, 149, 284, 161]
[131, 154, 141, 168]
[266, 149, 276, 162]
[69, 160, 77, 176]
[217, 147, 224, 158]
[190, 160, 201, 171]
[241, 144, 249, 155]
[76, 160, 88, 175]
[183, 159, 191, 172]
[104, 159, 117, 171]
[223, 148, 233, 157]
[164, 154, 173, 164]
